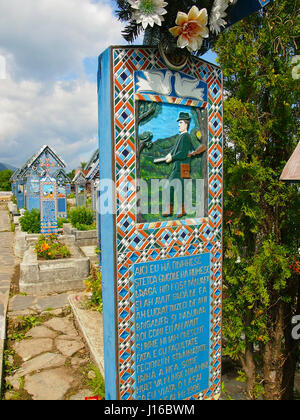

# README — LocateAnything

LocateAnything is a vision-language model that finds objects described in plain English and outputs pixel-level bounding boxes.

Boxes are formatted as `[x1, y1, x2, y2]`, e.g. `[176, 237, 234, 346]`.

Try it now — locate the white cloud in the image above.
[0, 0, 128, 169]
[0, 76, 98, 169]
[0, 0, 124, 82]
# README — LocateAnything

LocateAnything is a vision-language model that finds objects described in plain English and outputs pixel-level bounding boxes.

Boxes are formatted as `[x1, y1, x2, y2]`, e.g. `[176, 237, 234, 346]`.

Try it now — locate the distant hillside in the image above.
[0, 162, 17, 172]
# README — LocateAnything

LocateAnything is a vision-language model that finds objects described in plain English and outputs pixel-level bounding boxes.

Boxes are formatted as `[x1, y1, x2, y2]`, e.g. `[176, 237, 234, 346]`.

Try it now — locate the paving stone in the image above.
[55, 337, 85, 357]
[35, 294, 70, 311]
[0, 257, 15, 266]
[9, 295, 36, 312]
[7, 353, 66, 388]
[13, 338, 54, 361]
[25, 326, 58, 339]
[71, 356, 89, 367]
[24, 367, 74, 400]
[44, 317, 78, 336]
[69, 389, 92, 400]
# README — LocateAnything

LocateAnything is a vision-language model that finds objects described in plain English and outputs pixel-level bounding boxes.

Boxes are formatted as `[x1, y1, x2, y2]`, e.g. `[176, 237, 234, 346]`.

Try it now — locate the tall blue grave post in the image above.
[16, 181, 24, 210]
[40, 156, 58, 235]
[57, 176, 67, 220]
[55, 170, 69, 220]
[40, 175, 58, 236]
[11, 181, 16, 198]
[98, 46, 223, 400]
[97, 0, 275, 402]
[26, 168, 41, 211]
[86, 160, 99, 222]
[66, 183, 71, 197]
[74, 171, 87, 207]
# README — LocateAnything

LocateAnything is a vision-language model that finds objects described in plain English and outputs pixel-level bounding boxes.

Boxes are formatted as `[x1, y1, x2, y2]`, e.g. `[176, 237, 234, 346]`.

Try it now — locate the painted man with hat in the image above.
[161, 111, 195, 218]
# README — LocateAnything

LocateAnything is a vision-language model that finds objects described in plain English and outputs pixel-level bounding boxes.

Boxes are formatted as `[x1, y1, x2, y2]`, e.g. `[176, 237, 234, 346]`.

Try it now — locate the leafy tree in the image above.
[67, 169, 76, 181]
[214, 1, 300, 399]
[0, 169, 13, 191]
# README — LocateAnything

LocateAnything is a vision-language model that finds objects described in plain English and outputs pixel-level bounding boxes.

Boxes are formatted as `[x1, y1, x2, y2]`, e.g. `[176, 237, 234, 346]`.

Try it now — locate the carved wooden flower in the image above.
[128, 0, 168, 29]
[169, 6, 209, 52]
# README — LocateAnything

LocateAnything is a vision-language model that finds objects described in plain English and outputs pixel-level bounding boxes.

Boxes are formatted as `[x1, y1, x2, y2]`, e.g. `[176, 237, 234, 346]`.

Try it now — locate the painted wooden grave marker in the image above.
[40, 175, 58, 235]
[73, 170, 87, 207]
[55, 169, 70, 220]
[98, 46, 223, 400]
[25, 168, 42, 212]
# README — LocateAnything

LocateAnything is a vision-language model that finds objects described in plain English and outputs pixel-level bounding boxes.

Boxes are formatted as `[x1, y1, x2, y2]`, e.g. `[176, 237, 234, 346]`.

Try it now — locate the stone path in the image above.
[4, 302, 97, 400]
[0, 206, 102, 400]
[0, 205, 16, 396]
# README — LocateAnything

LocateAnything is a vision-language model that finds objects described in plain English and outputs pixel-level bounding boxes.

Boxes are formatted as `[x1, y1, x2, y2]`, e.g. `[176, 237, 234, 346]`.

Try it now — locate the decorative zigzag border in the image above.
[112, 47, 223, 401]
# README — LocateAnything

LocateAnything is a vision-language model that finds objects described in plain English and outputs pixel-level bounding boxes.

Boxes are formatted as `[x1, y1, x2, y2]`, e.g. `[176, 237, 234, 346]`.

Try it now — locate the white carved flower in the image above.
[128, 0, 168, 29]
[209, 0, 237, 35]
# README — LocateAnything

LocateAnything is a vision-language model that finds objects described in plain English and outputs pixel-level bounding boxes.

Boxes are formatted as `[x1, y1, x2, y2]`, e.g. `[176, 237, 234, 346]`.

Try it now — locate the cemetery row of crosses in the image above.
[10, 145, 100, 236]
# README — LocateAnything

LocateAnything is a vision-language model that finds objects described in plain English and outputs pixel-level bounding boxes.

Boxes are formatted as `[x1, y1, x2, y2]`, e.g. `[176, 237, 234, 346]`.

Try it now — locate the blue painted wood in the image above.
[26, 173, 40, 211]
[228, 0, 272, 26]
[28, 197, 40, 212]
[17, 183, 24, 209]
[97, 47, 118, 400]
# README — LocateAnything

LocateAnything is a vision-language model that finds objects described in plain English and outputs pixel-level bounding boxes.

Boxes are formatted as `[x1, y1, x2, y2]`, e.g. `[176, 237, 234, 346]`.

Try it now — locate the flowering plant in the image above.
[115, 0, 238, 55]
[35, 235, 71, 260]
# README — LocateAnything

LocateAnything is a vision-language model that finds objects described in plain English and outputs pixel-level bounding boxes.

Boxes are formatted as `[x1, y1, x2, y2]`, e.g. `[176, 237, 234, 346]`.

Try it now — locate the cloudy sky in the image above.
[0, 0, 216, 171]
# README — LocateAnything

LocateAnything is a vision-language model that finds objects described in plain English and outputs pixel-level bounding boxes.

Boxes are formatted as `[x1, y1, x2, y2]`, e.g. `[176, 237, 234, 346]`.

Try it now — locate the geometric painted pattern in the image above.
[112, 47, 223, 400]
[40, 176, 58, 236]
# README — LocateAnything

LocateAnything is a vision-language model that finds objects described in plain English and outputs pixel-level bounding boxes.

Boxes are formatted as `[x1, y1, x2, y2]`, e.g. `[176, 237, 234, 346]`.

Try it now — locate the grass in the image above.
[85, 364, 105, 399]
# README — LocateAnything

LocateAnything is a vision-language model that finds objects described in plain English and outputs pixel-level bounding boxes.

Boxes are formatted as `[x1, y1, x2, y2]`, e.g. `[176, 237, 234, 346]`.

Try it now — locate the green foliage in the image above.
[67, 169, 75, 182]
[214, 0, 300, 399]
[84, 271, 103, 313]
[69, 206, 95, 231]
[19, 209, 41, 234]
[0, 169, 13, 191]
[11, 194, 17, 205]
[10, 315, 43, 341]
[57, 218, 68, 229]
[35, 235, 71, 260]
[85, 364, 105, 399]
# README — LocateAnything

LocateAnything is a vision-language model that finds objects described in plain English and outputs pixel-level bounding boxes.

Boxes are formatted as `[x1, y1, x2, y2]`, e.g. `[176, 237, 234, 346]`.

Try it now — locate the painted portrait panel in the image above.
[136, 101, 208, 223]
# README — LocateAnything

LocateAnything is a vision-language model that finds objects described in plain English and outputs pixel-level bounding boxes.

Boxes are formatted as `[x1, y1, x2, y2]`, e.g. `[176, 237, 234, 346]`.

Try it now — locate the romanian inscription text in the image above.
[134, 254, 210, 400]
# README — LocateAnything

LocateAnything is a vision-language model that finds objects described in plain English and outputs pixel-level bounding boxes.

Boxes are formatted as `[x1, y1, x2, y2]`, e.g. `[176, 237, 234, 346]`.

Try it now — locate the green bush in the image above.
[73, 222, 96, 231]
[20, 209, 40, 233]
[69, 206, 95, 230]
[57, 218, 68, 229]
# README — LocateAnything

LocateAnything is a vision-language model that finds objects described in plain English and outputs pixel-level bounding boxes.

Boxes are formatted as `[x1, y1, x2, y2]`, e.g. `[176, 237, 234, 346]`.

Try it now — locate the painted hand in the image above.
[165, 153, 172, 163]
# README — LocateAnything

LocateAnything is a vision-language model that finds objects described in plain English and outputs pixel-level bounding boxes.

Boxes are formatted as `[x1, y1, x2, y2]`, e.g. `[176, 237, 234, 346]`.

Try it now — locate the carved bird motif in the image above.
[174, 73, 204, 101]
[136, 70, 173, 96]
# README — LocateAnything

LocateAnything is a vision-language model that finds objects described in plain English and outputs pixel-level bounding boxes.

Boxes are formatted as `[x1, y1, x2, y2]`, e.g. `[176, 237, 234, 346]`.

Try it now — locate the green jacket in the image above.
[170, 132, 194, 180]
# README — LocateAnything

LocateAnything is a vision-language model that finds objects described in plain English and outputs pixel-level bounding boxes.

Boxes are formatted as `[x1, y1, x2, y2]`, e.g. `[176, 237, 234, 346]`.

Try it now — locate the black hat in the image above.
[177, 112, 191, 122]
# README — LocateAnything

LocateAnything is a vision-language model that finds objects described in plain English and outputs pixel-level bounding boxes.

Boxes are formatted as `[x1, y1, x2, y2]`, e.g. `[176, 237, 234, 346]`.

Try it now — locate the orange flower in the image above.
[41, 243, 50, 251]
[169, 6, 209, 52]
